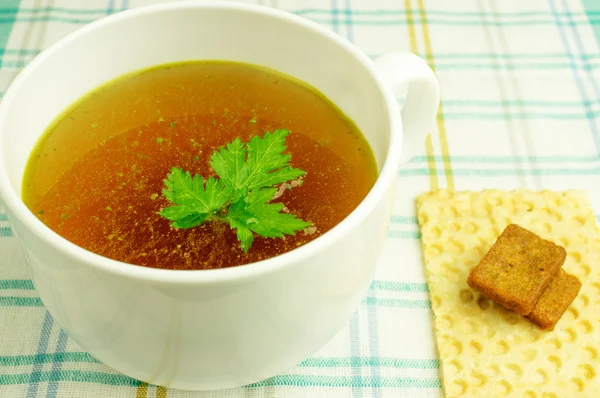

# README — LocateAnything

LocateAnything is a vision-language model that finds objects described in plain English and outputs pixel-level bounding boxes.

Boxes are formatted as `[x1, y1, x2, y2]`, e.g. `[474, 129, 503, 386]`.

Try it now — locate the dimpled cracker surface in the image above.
[416, 189, 600, 398]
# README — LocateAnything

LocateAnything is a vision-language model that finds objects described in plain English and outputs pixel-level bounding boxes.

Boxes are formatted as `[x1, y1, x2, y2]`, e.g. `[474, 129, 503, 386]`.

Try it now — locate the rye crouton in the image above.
[527, 269, 582, 330]
[467, 224, 566, 316]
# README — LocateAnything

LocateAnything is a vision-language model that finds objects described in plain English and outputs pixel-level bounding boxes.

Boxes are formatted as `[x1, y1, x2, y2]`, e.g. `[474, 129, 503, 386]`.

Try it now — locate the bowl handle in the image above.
[374, 52, 440, 164]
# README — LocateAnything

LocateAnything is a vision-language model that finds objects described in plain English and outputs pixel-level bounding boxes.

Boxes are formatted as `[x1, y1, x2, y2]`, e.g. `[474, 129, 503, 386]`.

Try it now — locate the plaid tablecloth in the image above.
[2, 0, 600, 397]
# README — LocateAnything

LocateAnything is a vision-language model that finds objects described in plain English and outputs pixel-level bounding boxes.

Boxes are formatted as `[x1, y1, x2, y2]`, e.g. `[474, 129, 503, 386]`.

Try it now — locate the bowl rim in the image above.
[0, 0, 402, 285]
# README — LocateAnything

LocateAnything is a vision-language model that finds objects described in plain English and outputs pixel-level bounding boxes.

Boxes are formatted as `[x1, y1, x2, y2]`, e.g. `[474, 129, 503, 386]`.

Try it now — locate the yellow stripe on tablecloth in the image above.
[135, 383, 168, 397]
[157, 385, 168, 397]
[135, 382, 147, 398]
[417, 0, 454, 190]
[404, 0, 439, 190]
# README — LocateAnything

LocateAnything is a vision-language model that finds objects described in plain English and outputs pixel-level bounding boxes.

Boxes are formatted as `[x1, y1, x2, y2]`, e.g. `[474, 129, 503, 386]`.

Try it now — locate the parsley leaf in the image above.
[210, 129, 306, 201]
[228, 188, 311, 251]
[159, 168, 232, 228]
[159, 130, 312, 252]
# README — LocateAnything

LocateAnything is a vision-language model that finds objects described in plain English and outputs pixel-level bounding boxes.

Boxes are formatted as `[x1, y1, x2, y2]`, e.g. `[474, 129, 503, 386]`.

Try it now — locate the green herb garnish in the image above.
[159, 129, 311, 252]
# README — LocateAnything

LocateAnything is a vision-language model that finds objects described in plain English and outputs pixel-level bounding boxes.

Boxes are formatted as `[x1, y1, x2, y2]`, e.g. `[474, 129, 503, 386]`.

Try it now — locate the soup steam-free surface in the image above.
[23, 61, 377, 270]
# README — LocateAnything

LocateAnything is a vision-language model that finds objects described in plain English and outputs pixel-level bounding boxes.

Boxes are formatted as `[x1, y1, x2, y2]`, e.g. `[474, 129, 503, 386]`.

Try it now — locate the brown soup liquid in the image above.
[22, 61, 378, 270]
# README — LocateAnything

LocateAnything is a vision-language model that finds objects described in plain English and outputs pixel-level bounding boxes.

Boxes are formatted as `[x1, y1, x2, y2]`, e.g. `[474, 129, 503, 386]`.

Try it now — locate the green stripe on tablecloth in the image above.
[0, 0, 18, 69]
[0, 48, 39, 54]
[395, 213, 600, 223]
[0, 294, 431, 309]
[583, 0, 600, 46]
[0, 353, 438, 369]
[0, 280, 34, 289]
[307, 17, 600, 26]
[0, 278, 430, 293]
[0, 370, 142, 386]
[399, 167, 600, 176]
[363, 297, 431, 309]
[249, 375, 441, 388]
[387, 230, 422, 239]
[370, 280, 429, 292]
[409, 155, 600, 163]
[1, 14, 600, 27]
[6, 49, 600, 60]
[5, 49, 600, 59]
[390, 216, 418, 224]
[4, 61, 600, 70]
[407, 52, 600, 59]
[393, 214, 600, 224]
[442, 111, 600, 119]
[0, 352, 101, 366]
[0, 372, 441, 388]
[0, 297, 42, 306]
[299, 357, 439, 369]
[296, 9, 600, 18]
[442, 99, 600, 107]
[5, 58, 600, 71]
[436, 62, 600, 70]
[0, 7, 107, 15]
[0, 7, 598, 18]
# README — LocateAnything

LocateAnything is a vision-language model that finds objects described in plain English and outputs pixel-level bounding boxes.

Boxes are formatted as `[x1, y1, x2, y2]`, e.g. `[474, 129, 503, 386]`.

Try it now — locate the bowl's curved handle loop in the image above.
[374, 52, 440, 164]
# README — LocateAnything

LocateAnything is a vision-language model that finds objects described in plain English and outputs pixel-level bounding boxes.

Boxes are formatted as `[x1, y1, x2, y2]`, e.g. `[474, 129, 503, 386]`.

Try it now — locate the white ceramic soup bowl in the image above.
[0, 1, 439, 391]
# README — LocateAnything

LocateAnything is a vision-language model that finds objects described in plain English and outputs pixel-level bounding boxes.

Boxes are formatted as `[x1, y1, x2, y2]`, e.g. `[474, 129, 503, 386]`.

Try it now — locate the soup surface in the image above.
[23, 61, 378, 270]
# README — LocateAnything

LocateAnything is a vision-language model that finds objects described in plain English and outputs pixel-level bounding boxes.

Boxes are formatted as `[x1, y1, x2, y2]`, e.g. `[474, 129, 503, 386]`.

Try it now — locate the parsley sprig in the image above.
[159, 129, 312, 252]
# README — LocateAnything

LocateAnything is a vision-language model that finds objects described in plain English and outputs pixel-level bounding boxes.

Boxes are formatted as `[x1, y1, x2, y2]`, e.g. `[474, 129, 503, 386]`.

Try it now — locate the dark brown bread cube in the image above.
[467, 224, 566, 316]
[527, 270, 582, 330]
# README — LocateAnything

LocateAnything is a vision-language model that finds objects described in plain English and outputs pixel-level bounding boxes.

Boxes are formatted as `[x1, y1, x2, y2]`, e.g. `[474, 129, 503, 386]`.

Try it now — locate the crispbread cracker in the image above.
[417, 189, 600, 397]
